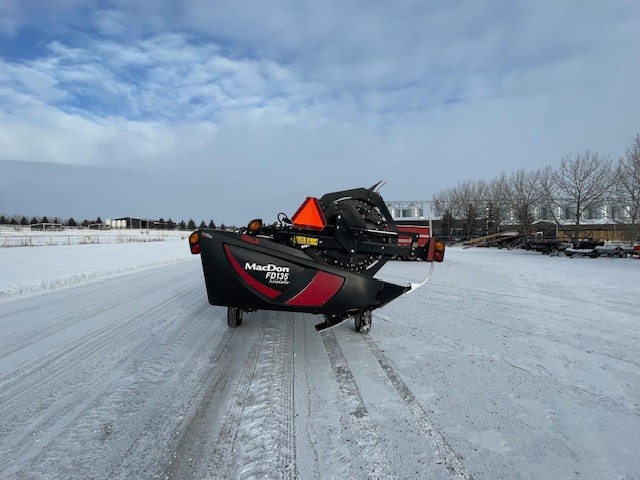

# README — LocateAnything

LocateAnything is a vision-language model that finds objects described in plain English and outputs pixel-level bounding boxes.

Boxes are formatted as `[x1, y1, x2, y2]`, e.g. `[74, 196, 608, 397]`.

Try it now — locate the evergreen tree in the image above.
[42, 216, 49, 224]
[0, 215, 6, 225]
[208, 219, 216, 229]
[67, 217, 77, 227]
[20, 216, 28, 226]
[81, 219, 90, 227]
[96, 216, 103, 224]
[220, 222, 226, 230]
[167, 218, 176, 229]
[199, 220, 207, 229]
[179, 220, 187, 230]
[30, 217, 38, 225]
[187, 219, 196, 229]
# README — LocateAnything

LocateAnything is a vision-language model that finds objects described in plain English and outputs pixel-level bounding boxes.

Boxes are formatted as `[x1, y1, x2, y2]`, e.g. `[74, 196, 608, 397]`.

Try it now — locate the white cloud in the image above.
[1, 1, 639, 221]
[0, 32, 331, 125]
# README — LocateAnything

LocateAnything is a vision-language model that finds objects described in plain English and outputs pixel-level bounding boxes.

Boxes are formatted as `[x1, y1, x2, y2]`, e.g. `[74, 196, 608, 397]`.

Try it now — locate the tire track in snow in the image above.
[0, 269, 193, 360]
[156, 325, 237, 480]
[0, 286, 192, 403]
[196, 312, 270, 479]
[0, 287, 200, 477]
[0, 310, 150, 453]
[26, 299, 214, 480]
[233, 311, 297, 480]
[321, 330, 395, 479]
[183, 311, 299, 480]
[108, 307, 233, 480]
[362, 333, 473, 480]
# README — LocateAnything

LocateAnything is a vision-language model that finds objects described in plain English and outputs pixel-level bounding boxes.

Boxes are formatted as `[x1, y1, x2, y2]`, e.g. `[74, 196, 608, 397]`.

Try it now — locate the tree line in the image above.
[432, 133, 640, 243]
[0, 215, 233, 231]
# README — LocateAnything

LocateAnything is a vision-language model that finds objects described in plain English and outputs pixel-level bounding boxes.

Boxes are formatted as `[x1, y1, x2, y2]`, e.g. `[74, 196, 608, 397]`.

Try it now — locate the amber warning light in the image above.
[428, 239, 445, 262]
[291, 197, 327, 231]
[189, 231, 200, 254]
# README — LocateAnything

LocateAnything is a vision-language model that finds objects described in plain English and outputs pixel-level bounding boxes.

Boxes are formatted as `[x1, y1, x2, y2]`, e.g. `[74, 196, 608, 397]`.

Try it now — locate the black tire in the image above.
[354, 311, 372, 334]
[227, 307, 243, 328]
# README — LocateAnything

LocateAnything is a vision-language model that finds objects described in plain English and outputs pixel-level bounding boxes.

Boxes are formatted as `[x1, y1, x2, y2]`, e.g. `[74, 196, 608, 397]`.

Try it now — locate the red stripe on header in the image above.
[286, 271, 344, 306]
[223, 245, 281, 299]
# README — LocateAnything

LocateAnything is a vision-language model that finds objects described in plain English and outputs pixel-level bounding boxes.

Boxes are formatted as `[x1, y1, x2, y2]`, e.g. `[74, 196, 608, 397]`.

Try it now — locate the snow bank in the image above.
[0, 240, 195, 301]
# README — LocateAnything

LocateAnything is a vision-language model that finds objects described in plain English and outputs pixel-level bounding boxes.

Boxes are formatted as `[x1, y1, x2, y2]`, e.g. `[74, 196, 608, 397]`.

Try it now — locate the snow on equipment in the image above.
[189, 183, 445, 333]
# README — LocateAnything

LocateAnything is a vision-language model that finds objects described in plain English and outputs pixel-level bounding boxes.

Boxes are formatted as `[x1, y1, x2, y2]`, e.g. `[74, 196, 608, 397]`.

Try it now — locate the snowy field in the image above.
[0, 243, 638, 479]
[0, 239, 191, 299]
[0, 227, 187, 247]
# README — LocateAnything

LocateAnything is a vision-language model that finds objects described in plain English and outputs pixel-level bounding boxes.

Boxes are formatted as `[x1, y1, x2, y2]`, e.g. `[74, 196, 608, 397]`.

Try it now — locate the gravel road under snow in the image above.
[0, 244, 638, 479]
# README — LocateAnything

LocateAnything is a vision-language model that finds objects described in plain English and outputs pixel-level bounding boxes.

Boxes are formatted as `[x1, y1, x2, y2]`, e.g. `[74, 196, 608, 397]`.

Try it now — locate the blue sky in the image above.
[1, 1, 639, 224]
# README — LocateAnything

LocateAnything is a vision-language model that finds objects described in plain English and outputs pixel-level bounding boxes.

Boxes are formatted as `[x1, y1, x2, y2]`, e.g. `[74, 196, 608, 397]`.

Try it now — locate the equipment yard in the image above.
[0, 242, 638, 479]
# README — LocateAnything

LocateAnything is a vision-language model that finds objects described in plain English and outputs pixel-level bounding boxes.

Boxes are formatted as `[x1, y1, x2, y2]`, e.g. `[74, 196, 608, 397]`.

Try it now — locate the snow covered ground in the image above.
[0, 243, 638, 479]
[0, 226, 187, 248]
[0, 238, 191, 299]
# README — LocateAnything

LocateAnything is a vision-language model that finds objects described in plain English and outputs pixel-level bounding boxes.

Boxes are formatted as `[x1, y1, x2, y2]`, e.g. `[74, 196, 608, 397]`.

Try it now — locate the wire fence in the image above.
[0, 227, 188, 248]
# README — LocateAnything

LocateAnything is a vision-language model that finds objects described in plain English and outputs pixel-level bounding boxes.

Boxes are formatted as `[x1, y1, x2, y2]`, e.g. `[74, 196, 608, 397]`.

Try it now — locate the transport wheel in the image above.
[227, 307, 243, 328]
[354, 311, 372, 334]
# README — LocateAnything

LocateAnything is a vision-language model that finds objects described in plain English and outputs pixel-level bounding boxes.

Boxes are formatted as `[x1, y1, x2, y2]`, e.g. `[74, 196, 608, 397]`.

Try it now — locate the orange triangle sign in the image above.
[291, 197, 327, 231]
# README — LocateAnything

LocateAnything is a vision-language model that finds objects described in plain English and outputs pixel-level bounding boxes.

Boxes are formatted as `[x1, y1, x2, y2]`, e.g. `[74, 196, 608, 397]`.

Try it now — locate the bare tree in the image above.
[539, 165, 562, 229]
[502, 169, 543, 235]
[485, 176, 509, 234]
[616, 134, 640, 242]
[432, 187, 465, 238]
[451, 180, 488, 239]
[552, 151, 615, 243]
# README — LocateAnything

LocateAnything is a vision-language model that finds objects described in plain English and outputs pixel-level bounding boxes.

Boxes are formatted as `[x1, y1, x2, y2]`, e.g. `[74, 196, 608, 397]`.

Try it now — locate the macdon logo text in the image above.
[245, 262, 290, 284]
[244, 262, 290, 273]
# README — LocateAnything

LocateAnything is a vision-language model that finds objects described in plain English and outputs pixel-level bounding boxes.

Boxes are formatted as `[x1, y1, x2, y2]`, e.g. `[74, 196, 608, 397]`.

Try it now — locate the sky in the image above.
[1, 1, 639, 225]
